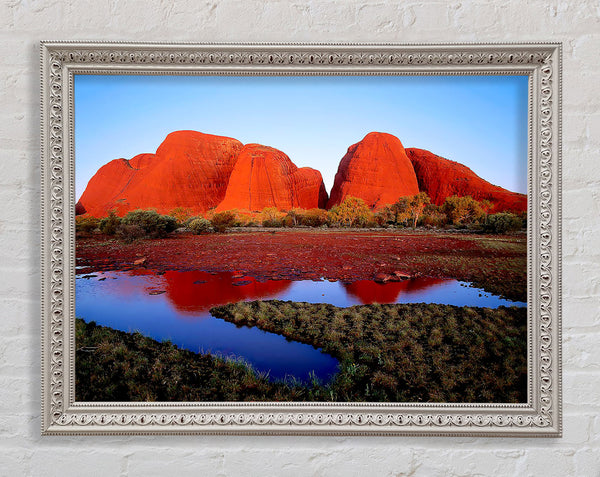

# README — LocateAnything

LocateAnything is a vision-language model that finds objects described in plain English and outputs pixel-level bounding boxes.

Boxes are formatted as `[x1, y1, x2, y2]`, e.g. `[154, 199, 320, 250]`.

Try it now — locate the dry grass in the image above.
[211, 300, 527, 403]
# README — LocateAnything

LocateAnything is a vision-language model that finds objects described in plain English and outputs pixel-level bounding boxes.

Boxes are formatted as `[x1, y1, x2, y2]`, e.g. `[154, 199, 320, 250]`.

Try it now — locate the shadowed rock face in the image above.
[406, 148, 527, 213]
[217, 144, 328, 212]
[327, 132, 419, 209]
[76, 131, 243, 217]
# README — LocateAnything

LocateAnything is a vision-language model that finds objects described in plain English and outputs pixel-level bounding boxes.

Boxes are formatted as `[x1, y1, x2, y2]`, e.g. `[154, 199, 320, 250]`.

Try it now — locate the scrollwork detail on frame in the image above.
[41, 43, 561, 436]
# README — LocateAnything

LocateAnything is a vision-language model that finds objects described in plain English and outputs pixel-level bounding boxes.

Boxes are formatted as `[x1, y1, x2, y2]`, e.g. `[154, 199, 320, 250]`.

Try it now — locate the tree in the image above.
[480, 199, 494, 216]
[169, 207, 193, 225]
[386, 193, 431, 227]
[441, 195, 485, 225]
[389, 197, 411, 226]
[285, 208, 302, 227]
[421, 203, 445, 227]
[260, 207, 284, 227]
[408, 192, 431, 228]
[374, 206, 395, 227]
[328, 196, 373, 227]
[479, 199, 494, 225]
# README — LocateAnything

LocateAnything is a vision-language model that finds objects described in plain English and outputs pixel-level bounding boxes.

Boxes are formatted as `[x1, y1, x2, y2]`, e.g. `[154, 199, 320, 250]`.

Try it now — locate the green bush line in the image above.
[210, 300, 527, 403]
[76, 194, 526, 237]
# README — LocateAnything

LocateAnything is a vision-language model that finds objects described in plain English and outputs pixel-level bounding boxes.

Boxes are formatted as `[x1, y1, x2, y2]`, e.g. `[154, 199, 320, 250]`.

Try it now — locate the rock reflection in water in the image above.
[343, 277, 447, 304]
[162, 271, 291, 315]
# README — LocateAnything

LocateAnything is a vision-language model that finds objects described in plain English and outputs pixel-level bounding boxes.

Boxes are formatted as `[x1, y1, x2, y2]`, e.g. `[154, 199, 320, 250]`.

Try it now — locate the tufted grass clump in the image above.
[188, 217, 213, 234]
[484, 212, 524, 234]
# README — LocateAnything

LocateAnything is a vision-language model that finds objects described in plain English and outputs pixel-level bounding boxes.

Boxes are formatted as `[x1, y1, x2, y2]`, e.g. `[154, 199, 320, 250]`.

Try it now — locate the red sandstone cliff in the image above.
[76, 131, 243, 217]
[406, 148, 527, 213]
[77, 129, 525, 218]
[217, 144, 328, 212]
[76, 153, 155, 217]
[327, 132, 419, 209]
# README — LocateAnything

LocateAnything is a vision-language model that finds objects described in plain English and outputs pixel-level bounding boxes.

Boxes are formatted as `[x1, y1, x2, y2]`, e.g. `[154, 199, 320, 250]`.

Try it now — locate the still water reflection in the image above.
[76, 270, 525, 383]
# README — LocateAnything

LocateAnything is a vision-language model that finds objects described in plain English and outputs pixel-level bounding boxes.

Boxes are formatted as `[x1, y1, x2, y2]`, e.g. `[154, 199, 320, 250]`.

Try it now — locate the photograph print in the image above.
[74, 73, 528, 404]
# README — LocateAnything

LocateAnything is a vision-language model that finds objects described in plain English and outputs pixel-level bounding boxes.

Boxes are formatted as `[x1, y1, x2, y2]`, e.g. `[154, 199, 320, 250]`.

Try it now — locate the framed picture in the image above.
[41, 42, 561, 436]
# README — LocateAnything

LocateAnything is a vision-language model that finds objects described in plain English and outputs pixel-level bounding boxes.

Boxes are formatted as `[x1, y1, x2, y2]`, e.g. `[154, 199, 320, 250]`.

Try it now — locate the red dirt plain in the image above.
[77, 229, 527, 302]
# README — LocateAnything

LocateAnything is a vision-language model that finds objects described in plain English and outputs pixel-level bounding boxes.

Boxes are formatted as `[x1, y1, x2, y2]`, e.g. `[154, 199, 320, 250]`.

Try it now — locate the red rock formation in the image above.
[217, 144, 328, 212]
[77, 128, 525, 218]
[76, 153, 155, 217]
[76, 131, 243, 217]
[327, 132, 419, 209]
[406, 148, 527, 213]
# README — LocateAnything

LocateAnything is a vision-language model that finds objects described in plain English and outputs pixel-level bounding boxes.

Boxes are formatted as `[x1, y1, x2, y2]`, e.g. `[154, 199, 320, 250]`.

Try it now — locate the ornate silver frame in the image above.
[40, 42, 561, 436]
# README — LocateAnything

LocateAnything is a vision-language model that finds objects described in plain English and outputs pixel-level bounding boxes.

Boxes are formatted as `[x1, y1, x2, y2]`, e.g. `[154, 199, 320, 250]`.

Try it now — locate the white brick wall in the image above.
[1, 1, 598, 475]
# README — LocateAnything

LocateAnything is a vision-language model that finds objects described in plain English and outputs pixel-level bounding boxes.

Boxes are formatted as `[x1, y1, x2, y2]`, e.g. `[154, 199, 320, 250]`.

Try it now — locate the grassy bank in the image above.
[211, 301, 527, 403]
[77, 300, 526, 403]
[75, 319, 319, 401]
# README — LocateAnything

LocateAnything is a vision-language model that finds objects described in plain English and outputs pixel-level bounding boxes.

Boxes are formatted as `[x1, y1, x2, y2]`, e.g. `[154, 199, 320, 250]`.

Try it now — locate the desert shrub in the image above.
[75, 216, 100, 235]
[298, 208, 329, 227]
[117, 224, 146, 242]
[262, 218, 283, 227]
[183, 215, 202, 226]
[98, 210, 121, 235]
[484, 213, 523, 234]
[518, 211, 527, 230]
[169, 207, 193, 225]
[232, 211, 257, 227]
[243, 218, 259, 227]
[441, 195, 485, 225]
[327, 196, 373, 227]
[210, 211, 238, 233]
[260, 207, 284, 228]
[188, 217, 213, 234]
[120, 210, 178, 238]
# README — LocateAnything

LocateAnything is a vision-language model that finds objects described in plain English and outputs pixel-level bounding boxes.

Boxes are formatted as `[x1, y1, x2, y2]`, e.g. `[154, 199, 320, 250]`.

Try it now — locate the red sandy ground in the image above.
[76, 229, 526, 301]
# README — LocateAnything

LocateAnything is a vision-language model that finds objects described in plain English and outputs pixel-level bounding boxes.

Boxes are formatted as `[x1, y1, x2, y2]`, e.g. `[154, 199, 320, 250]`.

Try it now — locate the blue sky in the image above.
[74, 74, 528, 200]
